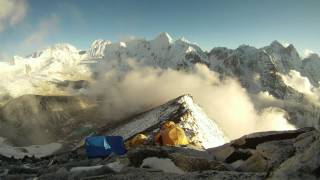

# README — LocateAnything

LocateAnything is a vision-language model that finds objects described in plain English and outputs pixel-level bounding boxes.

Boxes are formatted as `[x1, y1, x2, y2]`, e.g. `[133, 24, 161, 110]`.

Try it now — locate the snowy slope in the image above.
[86, 32, 209, 71]
[11, 43, 91, 82]
[5, 32, 320, 96]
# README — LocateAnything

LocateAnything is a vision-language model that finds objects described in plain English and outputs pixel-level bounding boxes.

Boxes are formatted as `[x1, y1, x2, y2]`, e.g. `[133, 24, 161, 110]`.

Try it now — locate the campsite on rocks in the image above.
[1, 0, 320, 179]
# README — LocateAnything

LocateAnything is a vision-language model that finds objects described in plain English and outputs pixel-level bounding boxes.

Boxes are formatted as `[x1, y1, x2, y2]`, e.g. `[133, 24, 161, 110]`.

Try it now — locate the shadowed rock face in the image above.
[0, 95, 100, 146]
[207, 127, 320, 179]
[230, 127, 314, 149]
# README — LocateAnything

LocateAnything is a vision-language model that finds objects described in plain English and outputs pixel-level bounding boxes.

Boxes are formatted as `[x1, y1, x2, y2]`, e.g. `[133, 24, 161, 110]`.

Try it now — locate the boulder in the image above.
[169, 153, 227, 172]
[126, 145, 227, 172]
[269, 132, 320, 180]
[237, 153, 268, 172]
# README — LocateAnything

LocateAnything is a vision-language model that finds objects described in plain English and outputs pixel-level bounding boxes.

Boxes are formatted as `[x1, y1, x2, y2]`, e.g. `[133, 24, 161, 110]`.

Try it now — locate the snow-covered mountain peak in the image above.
[90, 39, 112, 49]
[106, 94, 228, 149]
[264, 41, 300, 58]
[270, 40, 285, 49]
[49, 43, 78, 52]
[25, 43, 80, 60]
[88, 39, 112, 57]
[152, 32, 173, 45]
[235, 45, 258, 55]
[285, 44, 300, 58]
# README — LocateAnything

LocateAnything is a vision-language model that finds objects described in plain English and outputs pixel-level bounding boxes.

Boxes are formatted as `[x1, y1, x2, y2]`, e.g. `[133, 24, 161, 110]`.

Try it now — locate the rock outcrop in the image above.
[0, 127, 319, 179]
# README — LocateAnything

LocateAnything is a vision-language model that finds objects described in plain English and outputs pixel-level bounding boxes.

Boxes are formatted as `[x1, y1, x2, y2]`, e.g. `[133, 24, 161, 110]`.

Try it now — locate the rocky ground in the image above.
[0, 127, 319, 180]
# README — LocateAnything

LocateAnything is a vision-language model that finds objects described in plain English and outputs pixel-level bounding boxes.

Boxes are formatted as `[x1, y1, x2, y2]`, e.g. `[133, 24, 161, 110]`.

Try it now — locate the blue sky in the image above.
[0, 0, 319, 57]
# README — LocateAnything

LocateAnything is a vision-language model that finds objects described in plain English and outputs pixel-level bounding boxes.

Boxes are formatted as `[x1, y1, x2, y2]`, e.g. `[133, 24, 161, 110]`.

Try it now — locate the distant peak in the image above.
[26, 43, 79, 58]
[91, 39, 111, 47]
[237, 44, 257, 50]
[49, 43, 78, 51]
[286, 44, 297, 52]
[154, 32, 173, 44]
[270, 40, 284, 49]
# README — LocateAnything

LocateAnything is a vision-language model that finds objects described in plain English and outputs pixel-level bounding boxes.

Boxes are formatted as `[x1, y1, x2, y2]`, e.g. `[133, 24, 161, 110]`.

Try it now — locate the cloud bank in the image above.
[0, 56, 296, 140]
[89, 61, 295, 139]
[280, 70, 320, 105]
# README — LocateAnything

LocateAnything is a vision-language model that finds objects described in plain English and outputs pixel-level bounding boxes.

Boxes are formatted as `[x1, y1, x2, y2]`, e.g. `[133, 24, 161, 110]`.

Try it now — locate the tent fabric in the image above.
[160, 121, 189, 146]
[105, 136, 126, 155]
[85, 136, 126, 158]
[126, 134, 148, 149]
[154, 132, 162, 145]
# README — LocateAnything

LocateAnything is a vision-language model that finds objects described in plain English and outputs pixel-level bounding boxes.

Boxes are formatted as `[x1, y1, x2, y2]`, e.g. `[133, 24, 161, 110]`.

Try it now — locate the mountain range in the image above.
[1, 32, 320, 152]
[1, 32, 320, 179]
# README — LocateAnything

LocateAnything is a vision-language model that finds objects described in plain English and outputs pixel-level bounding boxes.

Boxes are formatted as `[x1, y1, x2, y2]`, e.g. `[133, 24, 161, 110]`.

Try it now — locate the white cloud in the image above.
[0, 0, 28, 31]
[280, 70, 314, 95]
[20, 15, 59, 52]
[303, 49, 315, 58]
[89, 61, 296, 139]
[256, 107, 295, 131]
[279, 70, 320, 104]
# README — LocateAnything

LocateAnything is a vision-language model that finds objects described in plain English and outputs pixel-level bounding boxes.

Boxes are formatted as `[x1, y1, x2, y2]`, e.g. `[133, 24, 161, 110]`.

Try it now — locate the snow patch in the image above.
[107, 161, 124, 172]
[141, 157, 184, 174]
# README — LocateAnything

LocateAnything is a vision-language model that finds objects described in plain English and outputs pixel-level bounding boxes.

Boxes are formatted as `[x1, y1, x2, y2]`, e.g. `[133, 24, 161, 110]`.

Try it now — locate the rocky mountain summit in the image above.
[0, 95, 319, 179]
[0, 126, 318, 179]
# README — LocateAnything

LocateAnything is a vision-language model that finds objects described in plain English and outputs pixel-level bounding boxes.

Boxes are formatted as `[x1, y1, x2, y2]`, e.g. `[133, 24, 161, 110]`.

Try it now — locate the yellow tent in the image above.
[126, 134, 148, 149]
[159, 121, 189, 146]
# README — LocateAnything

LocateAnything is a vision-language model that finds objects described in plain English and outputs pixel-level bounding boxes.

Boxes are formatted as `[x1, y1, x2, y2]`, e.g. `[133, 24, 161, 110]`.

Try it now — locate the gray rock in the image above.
[294, 130, 318, 153]
[208, 144, 235, 161]
[230, 128, 314, 149]
[255, 139, 295, 171]
[105, 168, 267, 180]
[238, 153, 268, 172]
[127, 145, 212, 167]
[169, 153, 227, 172]
[269, 133, 320, 180]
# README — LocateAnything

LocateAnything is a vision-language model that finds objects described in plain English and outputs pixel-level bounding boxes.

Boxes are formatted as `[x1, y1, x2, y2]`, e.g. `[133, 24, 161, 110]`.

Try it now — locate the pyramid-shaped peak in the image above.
[286, 44, 296, 50]
[154, 32, 173, 44]
[270, 40, 285, 49]
[48, 43, 78, 52]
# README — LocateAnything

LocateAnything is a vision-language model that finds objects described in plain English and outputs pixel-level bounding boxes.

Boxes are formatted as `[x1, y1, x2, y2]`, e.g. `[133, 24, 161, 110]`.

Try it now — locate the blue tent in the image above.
[85, 136, 126, 158]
